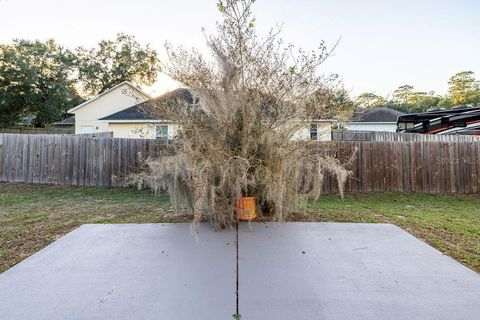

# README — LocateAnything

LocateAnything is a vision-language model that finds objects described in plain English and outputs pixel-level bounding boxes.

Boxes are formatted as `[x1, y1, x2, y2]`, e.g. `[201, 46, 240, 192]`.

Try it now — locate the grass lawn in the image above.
[1, 182, 479, 274]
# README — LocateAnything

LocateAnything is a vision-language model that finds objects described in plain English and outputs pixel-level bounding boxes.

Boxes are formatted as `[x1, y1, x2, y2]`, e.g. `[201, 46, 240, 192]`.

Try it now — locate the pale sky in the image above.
[0, 0, 479, 98]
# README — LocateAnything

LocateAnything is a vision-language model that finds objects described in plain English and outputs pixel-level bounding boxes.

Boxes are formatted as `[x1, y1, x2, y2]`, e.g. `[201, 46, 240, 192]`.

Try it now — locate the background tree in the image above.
[354, 92, 385, 108]
[0, 39, 81, 126]
[131, 0, 352, 230]
[392, 85, 414, 105]
[447, 71, 480, 105]
[354, 72, 480, 115]
[311, 75, 355, 119]
[436, 97, 453, 108]
[406, 91, 441, 112]
[76, 33, 160, 97]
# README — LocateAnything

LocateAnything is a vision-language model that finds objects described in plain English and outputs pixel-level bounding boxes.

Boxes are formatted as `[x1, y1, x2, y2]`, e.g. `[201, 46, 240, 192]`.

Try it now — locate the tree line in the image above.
[355, 71, 480, 113]
[1, 32, 478, 127]
[0, 34, 159, 127]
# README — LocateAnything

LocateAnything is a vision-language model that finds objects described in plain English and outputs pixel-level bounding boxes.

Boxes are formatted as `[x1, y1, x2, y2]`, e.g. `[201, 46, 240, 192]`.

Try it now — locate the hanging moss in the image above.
[128, 0, 354, 230]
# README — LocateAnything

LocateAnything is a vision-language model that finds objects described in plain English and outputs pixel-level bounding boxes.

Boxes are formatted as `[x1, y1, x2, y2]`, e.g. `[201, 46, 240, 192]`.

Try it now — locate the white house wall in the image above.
[72, 83, 149, 134]
[345, 122, 397, 132]
[108, 121, 329, 141]
[293, 122, 332, 141]
[107, 123, 179, 139]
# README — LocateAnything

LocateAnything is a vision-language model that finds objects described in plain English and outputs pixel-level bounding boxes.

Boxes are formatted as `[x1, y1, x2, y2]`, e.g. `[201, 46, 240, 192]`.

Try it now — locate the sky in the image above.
[0, 0, 479, 98]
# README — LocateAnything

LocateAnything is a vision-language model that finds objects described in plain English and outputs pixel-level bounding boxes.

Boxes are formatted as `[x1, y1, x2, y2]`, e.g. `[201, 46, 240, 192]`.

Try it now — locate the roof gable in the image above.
[99, 88, 193, 122]
[352, 107, 405, 123]
[67, 81, 152, 114]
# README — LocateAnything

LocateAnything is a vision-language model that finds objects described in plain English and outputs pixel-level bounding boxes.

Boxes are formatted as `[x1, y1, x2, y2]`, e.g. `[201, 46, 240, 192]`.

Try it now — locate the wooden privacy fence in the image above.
[0, 134, 161, 187]
[323, 141, 480, 194]
[77, 132, 114, 138]
[0, 127, 74, 135]
[1, 134, 480, 193]
[332, 130, 480, 142]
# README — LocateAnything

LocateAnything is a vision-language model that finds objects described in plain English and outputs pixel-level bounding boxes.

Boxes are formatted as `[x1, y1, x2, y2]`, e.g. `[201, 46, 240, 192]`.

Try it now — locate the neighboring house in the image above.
[17, 115, 35, 127]
[345, 107, 404, 132]
[52, 116, 75, 128]
[98, 88, 192, 139]
[293, 119, 335, 141]
[67, 81, 151, 135]
[66, 82, 336, 140]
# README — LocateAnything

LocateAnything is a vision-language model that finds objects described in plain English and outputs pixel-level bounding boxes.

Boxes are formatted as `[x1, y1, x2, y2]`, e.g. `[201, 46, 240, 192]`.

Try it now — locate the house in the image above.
[67, 81, 151, 135]
[293, 119, 335, 141]
[17, 115, 35, 127]
[52, 116, 75, 128]
[97, 88, 192, 139]
[345, 107, 404, 132]
[66, 81, 335, 140]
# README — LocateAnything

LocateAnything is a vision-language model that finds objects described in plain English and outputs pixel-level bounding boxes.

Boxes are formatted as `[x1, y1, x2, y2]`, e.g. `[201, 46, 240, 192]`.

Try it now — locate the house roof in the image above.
[352, 107, 405, 123]
[98, 88, 193, 122]
[53, 116, 75, 126]
[67, 81, 152, 114]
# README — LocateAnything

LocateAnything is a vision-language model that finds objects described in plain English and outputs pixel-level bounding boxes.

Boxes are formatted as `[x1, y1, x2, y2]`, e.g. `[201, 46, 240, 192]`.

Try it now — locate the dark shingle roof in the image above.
[99, 88, 193, 121]
[99, 104, 158, 121]
[352, 107, 404, 122]
[53, 116, 75, 126]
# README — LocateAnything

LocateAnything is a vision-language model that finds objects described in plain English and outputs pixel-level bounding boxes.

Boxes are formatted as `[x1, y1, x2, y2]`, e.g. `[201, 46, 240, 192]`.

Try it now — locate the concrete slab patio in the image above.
[239, 223, 480, 320]
[0, 224, 236, 320]
[0, 223, 479, 320]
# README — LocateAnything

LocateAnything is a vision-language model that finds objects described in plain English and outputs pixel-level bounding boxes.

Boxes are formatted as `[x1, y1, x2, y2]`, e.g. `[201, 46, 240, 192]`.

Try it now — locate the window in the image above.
[310, 124, 318, 140]
[156, 125, 169, 140]
[80, 126, 94, 134]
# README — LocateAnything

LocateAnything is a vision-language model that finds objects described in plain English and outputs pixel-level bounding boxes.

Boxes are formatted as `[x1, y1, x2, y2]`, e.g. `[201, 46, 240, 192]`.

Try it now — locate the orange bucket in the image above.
[235, 197, 257, 221]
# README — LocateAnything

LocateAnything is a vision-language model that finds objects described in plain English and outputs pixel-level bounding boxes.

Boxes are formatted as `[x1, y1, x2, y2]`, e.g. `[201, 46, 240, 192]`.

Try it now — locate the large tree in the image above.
[131, 0, 352, 230]
[407, 91, 441, 113]
[0, 39, 81, 126]
[447, 71, 480, 105]
[354, 92, 385, 108]
[76, 33, 159, 96]
[312, 76, 355, 119]
[393, 85, 414, 105]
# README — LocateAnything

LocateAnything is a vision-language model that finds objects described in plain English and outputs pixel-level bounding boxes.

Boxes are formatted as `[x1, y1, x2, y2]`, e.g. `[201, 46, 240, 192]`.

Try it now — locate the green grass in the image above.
[295, 193, 480, 272]
[0, 183, 189, 273]
[0, 183, 479, 274]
